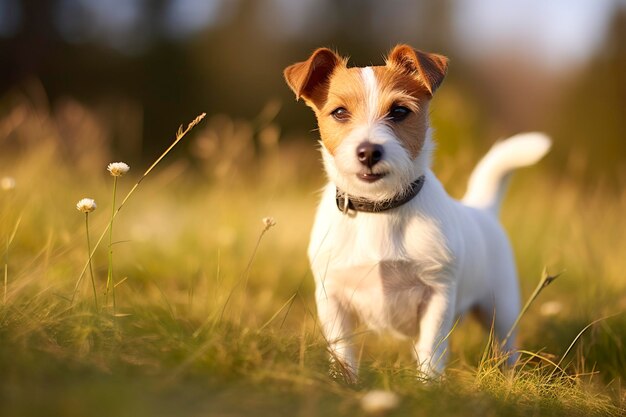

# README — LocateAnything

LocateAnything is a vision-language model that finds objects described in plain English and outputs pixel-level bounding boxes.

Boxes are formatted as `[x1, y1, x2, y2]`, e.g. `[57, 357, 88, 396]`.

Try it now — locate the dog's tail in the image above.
[462, 132, 551, 215]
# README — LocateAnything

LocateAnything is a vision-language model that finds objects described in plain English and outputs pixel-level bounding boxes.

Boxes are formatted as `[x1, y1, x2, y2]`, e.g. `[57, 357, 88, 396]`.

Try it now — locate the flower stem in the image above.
[501, 268, 561, 349]
[3, 236, 7, 305]
[70, 113, 206, 305]
[106, 176, 118, 312]
[85, 213, 98, 311]
[4, 216, 21, 305]
[219, 226, 270, 324]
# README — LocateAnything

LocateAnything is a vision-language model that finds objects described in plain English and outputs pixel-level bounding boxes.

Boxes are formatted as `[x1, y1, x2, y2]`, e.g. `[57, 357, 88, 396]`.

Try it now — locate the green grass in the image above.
[0, 99, 625, 416]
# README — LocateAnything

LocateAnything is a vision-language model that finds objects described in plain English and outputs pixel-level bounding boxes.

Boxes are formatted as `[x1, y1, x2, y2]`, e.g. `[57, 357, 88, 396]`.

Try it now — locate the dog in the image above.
[283, 44, 550, 381]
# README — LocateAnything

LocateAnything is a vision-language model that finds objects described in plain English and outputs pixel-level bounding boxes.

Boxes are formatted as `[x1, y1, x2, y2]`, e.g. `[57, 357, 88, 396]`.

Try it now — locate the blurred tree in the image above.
[0, 0, 621, 178]
[549, 7, 626, 184]
[0, 0, 60, 89]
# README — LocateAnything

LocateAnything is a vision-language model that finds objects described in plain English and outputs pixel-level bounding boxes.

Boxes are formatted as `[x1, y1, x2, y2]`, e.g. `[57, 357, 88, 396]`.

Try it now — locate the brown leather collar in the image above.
[335, 175, 426, 213]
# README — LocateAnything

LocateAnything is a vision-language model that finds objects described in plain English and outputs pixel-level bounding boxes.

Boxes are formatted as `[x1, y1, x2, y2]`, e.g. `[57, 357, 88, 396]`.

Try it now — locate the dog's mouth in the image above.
[357, 171, 387, 183]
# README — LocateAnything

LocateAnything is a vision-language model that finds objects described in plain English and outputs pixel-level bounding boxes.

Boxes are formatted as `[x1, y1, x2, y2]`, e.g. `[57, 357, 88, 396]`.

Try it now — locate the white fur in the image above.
[310, 123, 550, 379]
[361, 67, 378, 122]
[463, 132, 551, 214]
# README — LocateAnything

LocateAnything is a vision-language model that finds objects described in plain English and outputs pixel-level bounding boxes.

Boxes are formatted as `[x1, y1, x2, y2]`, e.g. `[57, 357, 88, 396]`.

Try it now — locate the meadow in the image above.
[1, 94, 625, 417]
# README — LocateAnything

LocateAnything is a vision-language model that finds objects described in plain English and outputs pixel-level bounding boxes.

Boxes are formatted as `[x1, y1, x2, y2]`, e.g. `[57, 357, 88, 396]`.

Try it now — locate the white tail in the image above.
[462, 132, 551, 215]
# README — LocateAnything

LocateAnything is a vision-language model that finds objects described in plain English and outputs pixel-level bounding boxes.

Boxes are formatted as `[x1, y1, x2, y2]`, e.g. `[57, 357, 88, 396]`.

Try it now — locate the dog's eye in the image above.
[331, 107, 350, 122]
[388, 105, 411, 122]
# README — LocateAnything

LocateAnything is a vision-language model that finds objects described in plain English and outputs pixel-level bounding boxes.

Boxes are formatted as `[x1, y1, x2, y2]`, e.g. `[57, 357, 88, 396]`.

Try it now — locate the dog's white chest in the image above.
[322, 260, 433, 337]
[309, 185, 454, 338]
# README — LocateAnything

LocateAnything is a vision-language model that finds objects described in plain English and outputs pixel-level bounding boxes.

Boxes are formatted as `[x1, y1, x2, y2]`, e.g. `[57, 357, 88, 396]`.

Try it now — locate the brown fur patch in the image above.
[316, 66, 368, 154]
[316, 64, 431, 158]
[283, 48, 345, 110]
[387, 45, 449, 95]
[373, 66, 431, 159]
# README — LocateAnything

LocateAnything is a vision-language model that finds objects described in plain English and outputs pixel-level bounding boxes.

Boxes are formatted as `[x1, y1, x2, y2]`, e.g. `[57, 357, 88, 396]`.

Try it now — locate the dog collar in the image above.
[335, 175, 426, 214]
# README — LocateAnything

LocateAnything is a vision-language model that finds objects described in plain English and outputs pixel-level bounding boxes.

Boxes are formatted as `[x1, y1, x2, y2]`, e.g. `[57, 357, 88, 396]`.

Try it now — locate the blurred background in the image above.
[1, 4, 626, 414]
[0, 0, 624, 183]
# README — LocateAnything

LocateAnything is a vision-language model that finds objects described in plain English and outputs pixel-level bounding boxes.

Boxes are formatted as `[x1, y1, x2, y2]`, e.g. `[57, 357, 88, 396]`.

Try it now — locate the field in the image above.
[1, 96, 625, 417]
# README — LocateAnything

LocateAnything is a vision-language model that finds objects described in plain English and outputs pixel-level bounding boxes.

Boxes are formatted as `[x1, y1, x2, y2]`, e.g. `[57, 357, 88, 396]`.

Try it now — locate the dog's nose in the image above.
[356, 142, 384, 167]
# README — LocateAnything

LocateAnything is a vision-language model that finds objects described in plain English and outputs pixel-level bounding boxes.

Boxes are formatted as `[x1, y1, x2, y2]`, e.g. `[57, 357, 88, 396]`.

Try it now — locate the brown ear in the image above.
[283, 48, 342, 109]
[387, 44, 448, 95]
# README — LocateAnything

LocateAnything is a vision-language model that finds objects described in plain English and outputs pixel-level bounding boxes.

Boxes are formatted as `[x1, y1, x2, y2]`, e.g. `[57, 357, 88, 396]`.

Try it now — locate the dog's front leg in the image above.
[315, 289, 357, 383]
[413, 284, 457, 378]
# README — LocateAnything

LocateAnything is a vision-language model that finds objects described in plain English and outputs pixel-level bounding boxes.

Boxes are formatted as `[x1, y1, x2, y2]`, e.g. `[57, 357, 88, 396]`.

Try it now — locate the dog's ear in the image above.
[284, 48, 342, 110]
[387, 44, 448, 95]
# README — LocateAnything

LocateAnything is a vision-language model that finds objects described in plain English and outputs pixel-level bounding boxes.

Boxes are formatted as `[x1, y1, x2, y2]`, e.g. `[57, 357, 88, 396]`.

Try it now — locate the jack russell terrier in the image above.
[283, 45, 550, 381]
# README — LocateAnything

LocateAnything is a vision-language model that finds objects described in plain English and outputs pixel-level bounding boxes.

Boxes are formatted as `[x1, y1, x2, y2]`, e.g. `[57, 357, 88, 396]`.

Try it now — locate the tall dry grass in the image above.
[0, 94, 624, 416]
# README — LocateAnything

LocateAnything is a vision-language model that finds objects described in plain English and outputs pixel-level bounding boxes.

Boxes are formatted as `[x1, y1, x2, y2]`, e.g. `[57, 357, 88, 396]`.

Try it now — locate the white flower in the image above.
[76, 198, 97, 213]
[262, 216, 276, 231]
[361, 390, 400, 414]
[540, 300, 563, 317]
[1, 176, 16, 191]
[107, 162, 130, 177]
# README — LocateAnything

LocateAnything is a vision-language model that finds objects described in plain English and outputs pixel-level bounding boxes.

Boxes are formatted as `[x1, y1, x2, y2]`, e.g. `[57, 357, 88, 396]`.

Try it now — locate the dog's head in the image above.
[284, 45, 448, 200]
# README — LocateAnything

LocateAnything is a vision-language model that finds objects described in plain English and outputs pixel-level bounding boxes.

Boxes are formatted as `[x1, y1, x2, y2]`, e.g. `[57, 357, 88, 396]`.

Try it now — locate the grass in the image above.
[0, 96, 625, 416]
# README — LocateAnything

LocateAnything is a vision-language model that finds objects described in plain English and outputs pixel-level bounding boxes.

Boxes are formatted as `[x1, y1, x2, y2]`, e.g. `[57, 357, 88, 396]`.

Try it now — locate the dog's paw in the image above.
[416, 370, 444, 384]
[329, 358, 358, 384]
[416, 361, 445, 384]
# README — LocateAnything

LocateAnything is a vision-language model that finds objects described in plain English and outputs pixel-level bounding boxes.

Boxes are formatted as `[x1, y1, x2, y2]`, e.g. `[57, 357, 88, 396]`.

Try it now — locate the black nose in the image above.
[356, 142, 384, 167]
